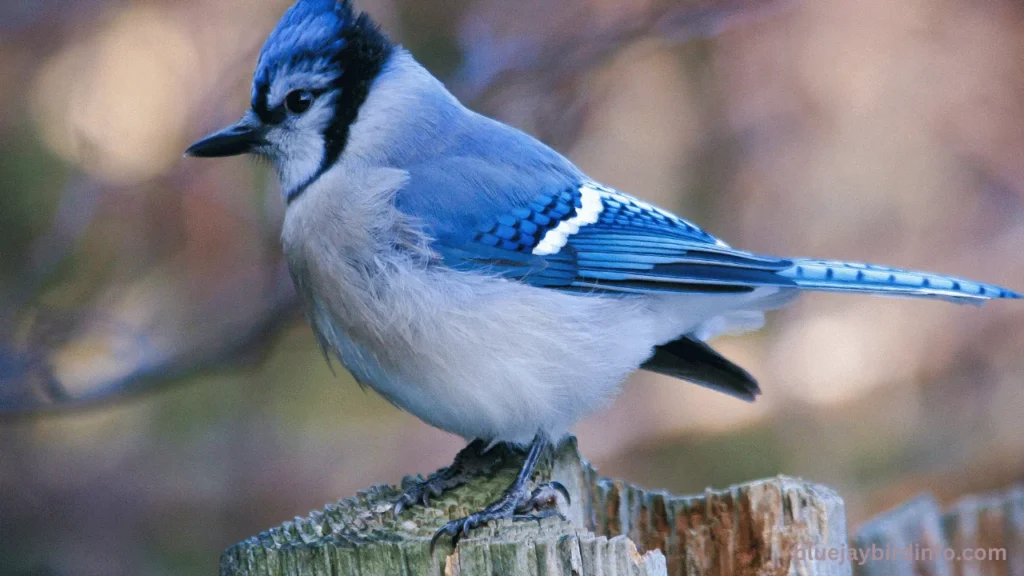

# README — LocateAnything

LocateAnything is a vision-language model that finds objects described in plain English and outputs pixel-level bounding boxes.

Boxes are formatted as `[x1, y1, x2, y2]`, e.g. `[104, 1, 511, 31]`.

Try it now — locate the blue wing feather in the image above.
[779, 259, 1021, 303]
[393, 130, 1020, 303]
[420, 178, 793, 294]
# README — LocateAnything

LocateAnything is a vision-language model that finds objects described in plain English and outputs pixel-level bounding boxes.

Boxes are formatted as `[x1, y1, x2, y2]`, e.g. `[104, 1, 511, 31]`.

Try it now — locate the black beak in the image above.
[185, 114, 267, 158]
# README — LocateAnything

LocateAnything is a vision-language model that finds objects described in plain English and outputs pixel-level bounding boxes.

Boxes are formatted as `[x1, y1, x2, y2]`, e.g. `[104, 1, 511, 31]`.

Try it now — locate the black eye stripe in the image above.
[256, 104, 287, 125]
[249, 8, 392, 204]
[253, 87, 333, 124]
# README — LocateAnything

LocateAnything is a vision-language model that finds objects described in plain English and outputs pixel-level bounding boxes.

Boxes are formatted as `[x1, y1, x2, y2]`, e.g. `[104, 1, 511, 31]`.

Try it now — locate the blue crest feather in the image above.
[252, 0, 393, 201]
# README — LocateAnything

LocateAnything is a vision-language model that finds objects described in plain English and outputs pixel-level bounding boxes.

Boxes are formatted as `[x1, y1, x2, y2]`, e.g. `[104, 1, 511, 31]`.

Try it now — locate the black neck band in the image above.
[287, 14, 393, 204]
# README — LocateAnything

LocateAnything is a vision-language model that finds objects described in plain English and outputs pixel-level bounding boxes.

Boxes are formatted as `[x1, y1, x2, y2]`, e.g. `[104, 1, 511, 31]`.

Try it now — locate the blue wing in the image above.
[407, 175, 795, 294]
[400, 174, 1020, 304]
[390, 111, 1019, 305]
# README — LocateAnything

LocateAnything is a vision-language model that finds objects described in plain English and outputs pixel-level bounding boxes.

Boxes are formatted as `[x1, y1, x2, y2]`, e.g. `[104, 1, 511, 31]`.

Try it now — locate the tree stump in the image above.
[220, 437, 849, 576]
[853, 486, 1024, 576]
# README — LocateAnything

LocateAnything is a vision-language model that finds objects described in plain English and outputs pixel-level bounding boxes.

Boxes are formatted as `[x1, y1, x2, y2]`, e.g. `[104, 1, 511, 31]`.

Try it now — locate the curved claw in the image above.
[549, 481, 571, 507]
[429, 528, 446, 554]
[393, 492, 423, 519]
[512, 509, 564, 523]
[394, 476, 455, 519]
[519, 481, 571, 514]
[430, 521, 462, 554]
[430, 512, 493, 553]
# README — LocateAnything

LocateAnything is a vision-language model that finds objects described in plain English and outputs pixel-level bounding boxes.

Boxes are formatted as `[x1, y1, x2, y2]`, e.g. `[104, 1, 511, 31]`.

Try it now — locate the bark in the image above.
[221, 437, 850, 576]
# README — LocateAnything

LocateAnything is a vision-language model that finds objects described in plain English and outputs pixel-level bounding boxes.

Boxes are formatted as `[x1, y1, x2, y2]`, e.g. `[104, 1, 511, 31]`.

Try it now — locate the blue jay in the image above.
[187, 0, 1020, 548]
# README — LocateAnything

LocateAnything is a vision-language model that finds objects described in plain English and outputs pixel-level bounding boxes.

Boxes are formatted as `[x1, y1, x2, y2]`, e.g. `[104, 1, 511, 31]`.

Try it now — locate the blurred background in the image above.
[1, 0, 1023, 573]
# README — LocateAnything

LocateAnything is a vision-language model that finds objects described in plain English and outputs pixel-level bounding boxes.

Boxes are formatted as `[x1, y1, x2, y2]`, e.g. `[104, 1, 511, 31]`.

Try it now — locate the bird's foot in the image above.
[393, 439, 507, 517]
[429, 481, 570, 551]
[429, 432, 569, 551]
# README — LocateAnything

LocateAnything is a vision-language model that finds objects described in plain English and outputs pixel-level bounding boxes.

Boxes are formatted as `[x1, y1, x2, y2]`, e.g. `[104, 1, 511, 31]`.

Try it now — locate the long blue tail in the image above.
[778, 259, 1022, 304]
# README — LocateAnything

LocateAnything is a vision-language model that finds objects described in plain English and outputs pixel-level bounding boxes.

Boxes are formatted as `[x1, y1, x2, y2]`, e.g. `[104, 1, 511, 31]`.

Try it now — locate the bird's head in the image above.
[186, 0, 393, 202]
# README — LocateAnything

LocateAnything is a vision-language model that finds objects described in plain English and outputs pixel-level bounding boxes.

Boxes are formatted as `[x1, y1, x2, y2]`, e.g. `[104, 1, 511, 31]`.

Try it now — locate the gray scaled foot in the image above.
[393, 439, 506, 517]
[430, 433, 571, 551]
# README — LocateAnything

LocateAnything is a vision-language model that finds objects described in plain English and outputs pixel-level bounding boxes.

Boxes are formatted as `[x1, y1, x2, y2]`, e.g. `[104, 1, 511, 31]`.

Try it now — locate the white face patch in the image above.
[532, 182, 605, 256]
[264, 89, 336, 198]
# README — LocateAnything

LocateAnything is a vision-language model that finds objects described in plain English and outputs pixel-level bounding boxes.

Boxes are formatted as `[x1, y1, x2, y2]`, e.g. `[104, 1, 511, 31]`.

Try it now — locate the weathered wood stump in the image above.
[220, 437, 849, 575]
[853, 486, 1024, 576]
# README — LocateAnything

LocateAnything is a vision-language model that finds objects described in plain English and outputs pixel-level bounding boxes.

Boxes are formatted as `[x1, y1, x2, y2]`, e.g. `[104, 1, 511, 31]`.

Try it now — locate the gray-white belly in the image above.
[301, 265, 772, 444]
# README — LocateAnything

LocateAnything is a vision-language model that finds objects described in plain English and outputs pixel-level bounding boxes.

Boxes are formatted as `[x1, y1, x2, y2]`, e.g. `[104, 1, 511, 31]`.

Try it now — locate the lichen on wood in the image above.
[221, 437, 849, 576]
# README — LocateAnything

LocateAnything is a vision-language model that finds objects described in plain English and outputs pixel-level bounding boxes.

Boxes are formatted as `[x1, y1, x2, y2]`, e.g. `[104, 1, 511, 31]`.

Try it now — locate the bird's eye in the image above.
[285, 90, 314, 114]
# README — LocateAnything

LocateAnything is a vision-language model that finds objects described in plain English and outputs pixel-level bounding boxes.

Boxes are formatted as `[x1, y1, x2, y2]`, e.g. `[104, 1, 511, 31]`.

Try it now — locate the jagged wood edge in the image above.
[853, 485, 1024, 576]
[221, 437, 848, 576]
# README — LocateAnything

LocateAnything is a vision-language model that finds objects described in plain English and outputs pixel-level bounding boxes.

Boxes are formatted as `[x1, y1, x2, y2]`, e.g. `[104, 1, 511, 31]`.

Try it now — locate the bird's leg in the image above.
[393, 439, 506, 517]
[430, 432, 570, 551]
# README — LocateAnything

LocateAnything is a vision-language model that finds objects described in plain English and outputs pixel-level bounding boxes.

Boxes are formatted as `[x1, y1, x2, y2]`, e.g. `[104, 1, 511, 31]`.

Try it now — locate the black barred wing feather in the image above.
[436, 180, 797, 294]
[432, 180, 1021, 303]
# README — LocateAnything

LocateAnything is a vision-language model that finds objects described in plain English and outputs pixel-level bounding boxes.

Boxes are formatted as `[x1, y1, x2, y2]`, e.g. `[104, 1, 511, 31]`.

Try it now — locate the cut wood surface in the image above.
[220, 437, 850, 576]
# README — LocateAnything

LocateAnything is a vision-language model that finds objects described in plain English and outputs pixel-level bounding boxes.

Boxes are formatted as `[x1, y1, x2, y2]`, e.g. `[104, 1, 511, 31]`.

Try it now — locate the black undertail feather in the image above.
[642, 336, 761, 402]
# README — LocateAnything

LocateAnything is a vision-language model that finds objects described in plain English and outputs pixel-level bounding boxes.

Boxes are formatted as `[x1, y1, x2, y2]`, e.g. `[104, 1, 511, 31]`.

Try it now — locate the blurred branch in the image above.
[453, 0, 795, 101]
[451, 0, 795, 149]
[0, 176, 102, 337]
[0, 263, 300, 415]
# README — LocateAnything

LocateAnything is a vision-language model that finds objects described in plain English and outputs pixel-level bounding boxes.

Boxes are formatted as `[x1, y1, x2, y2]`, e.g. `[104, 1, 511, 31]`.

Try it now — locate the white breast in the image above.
[281, 162, 778, 444]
